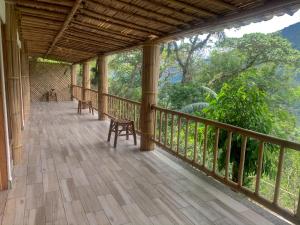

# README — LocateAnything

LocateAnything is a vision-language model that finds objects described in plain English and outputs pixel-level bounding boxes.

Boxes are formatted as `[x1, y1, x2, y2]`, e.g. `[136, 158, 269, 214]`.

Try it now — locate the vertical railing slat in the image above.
[177, 116, 181, 154]
[184, 119, 189, 158]
[164, 112, 168, 147]
[238, 136, 248, 186]
[158, 110, 162, 142]
[170, 114, 174, 151]
[225, 131, 232, 180]
[202, 124, 208, 166]
[193, 122, 198, 163]
[274, 146, 285, 205]
[255, 141, 264, 195]
[153, 109, 157, 140]
[213, 127, 220, 173]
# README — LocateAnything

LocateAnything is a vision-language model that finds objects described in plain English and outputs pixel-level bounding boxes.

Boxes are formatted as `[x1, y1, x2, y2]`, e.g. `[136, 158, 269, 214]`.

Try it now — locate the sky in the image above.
[225, 9, 300, 38]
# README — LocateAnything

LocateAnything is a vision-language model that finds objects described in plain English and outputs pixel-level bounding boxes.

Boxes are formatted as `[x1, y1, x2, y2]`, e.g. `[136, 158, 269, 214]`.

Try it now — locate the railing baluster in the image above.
[213, 127, 220, 173]
[255, 141, 264, 195]
[225, 131, 232, 180]
[274, 146, 285, 205]
[153, 109, 157, 140]
[170, 114, 174, 151]
[177, 116, 181, 154]
[164, 112, 168, 147]
[238, 136, 248, 186]
[159, 110, 162, 143]
[193, 122, 198, 163]
[202, 124, 208, 166]
[184, 119, 189, 158]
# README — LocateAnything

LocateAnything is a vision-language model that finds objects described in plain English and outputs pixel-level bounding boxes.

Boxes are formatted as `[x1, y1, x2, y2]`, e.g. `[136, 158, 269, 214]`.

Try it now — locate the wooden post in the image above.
[4, 3, 23, 164]
[82, 61, 90, 107]
[97, 55, 108, 120]
[140, 42, 160, 151]
[71, 64, 76, 100]
[21, 43, 31, 121]
[0, 22, 8, 190]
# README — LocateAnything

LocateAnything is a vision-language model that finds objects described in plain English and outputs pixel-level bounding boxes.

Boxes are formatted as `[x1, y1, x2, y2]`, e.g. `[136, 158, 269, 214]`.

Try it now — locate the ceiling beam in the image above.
[45, 0, 83, 57]
[207, 0, 237, 10]
[17, 0, 70, 14]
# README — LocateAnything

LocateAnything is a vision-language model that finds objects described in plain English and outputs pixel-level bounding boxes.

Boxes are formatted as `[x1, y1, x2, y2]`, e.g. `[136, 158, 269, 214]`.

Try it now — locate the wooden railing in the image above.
[71, 85, 300, 223]
[151, 105, 300, 223]
[85, 88, 98, 110]
[104, 93, 141, 132]
[72, 85, 82, 100]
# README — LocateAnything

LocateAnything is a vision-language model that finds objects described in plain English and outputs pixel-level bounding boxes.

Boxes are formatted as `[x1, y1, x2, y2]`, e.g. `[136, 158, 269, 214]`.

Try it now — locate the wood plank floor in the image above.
[1, 102, 281, 225]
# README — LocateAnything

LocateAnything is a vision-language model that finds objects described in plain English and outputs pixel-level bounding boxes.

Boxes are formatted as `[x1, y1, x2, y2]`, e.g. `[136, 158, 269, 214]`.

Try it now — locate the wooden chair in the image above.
[107, 118, 137, 148]
[77, 100, 94, 115]
[46, 89, 58, 102]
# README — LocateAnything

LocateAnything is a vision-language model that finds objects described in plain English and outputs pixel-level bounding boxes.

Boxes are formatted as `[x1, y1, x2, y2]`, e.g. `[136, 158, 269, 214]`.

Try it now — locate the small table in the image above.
[77, 100, 94, 115]
[107, 118, 137, 148]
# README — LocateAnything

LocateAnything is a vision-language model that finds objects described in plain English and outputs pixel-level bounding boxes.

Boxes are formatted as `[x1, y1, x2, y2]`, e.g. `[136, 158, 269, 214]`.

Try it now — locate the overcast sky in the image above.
[225, 9, 300, 38]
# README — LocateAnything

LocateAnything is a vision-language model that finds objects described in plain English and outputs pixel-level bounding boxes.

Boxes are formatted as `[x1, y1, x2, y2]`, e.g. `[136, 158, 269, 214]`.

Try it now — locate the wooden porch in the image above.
[0, 102, 284, 225]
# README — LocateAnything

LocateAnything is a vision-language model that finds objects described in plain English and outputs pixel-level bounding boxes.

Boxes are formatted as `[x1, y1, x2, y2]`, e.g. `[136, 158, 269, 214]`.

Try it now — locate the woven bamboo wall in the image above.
[30, 61, 71, 102]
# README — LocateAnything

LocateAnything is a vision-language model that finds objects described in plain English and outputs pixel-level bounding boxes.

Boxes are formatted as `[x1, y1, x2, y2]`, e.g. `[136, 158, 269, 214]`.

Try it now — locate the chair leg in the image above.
[114, 122, 119, 148]
[126, 125, 129, 140]
[132, 121, 137, 145]
[107, 120, 113, 142]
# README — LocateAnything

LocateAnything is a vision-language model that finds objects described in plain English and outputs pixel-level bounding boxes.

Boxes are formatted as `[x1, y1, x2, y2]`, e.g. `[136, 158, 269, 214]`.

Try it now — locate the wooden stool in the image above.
[77, 100, 94, 115]
[107, 118, 137, 148]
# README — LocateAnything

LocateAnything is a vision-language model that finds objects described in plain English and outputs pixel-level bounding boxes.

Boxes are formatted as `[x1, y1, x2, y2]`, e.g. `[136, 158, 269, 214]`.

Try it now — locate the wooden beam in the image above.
[45, 0, 83, 56]
[163, 0, 217, 17]
[97, 55, 108, 120]
[71, 64, 76, 100]
[82, 61, 90, 105]
[18, 7, 66, 21]
[35, 0, 74, 7]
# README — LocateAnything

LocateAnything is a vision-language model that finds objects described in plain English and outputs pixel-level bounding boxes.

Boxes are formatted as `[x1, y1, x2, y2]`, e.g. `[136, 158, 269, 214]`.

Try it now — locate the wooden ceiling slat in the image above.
[162, 0, 217, 17]
[73, 21, 145, 42]
[206, 0, 237, 10]
[35, 0, 74, 7]
[17, 0, 70, 14]
[109, 0, 190, 26]
[142, 0, 198, 21]
[80, 8, 166, 35]
[18, 7, 66, 21]
[71, 22, 144, 42]
[65, 30, 127, 47]
[87, 0, 176, 29]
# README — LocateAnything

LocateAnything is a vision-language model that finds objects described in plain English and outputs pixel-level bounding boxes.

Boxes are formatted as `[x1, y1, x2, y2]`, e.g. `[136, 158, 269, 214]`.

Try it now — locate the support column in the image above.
[140, 42, 160, 151]
[71, 64, 76, 100]
[21, 43, 30, 121]
[4, 3, 23, 164]
[82, 61, 90, 108]
[97, 55, 108, 120]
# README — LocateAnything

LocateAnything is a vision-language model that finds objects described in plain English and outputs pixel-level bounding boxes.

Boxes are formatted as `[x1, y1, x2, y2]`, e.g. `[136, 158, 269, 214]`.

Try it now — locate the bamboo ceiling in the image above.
[16, 0, 300, 63]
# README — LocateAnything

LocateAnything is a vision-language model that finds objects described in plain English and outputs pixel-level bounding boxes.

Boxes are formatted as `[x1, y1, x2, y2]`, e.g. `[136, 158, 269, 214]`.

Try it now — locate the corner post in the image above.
[140, 42, 160, 151]
[97, 55, 108, 120]
[82, 61, 90, 107]
[4, 3, 23, 164]
[71, 64, 76, 100]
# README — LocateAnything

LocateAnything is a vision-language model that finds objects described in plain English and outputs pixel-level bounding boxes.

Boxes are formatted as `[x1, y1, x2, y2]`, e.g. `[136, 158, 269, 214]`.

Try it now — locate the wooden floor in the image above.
[0, 102, 280, 225]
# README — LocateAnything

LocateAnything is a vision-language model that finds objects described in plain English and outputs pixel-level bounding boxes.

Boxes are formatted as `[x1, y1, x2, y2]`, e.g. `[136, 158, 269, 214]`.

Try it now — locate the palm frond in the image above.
[180, 102, 209, 113]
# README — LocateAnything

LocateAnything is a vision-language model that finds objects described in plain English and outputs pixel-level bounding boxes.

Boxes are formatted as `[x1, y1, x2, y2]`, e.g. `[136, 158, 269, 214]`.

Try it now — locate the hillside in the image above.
[281, 22, 300, 50]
